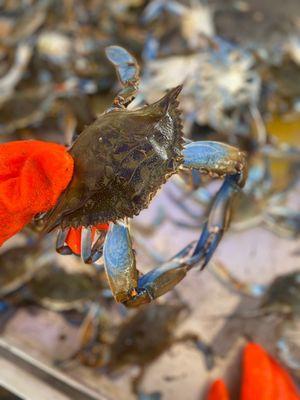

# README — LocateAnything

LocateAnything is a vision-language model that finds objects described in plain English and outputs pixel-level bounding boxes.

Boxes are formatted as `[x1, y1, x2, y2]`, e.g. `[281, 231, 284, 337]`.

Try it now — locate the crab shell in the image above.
[28, 263, 104, 311]
[43, 85, 183, 231]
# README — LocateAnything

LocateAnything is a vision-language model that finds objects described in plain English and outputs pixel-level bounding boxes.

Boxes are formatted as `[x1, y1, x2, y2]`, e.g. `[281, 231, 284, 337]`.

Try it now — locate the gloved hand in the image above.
[206, 343, 299, 400]
[0, 140, 74, 245]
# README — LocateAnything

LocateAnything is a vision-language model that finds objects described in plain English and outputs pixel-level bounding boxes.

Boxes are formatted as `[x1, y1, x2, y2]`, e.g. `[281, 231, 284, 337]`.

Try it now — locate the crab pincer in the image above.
[182, 141, 246, 269]
[104, 225, 195, 307]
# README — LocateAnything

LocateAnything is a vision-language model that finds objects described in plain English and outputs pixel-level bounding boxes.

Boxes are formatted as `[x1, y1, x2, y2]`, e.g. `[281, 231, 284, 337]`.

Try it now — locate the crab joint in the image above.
[124, 244, 194, 307]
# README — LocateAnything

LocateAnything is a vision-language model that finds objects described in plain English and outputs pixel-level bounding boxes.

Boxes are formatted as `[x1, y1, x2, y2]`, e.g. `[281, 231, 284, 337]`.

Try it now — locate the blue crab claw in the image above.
[181, 140, 247, 269]
[187, 174, 241, 270]
[103, 220, 198, 307]
[124, 243, 195, 307]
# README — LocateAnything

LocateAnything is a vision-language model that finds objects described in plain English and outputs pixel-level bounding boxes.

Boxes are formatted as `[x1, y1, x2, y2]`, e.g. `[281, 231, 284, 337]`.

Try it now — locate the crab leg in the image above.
[187, 174, 241, 269]
[79, 227, 106, 264]
[182, 141, 246, 184]
[209, 260, 266, 298]
[181, 141, 247, 269]
[105, 46, 140, 108]
[56, 228, 73, 255]
[89, 232, 107, 264]
[81, 227, 93, 262]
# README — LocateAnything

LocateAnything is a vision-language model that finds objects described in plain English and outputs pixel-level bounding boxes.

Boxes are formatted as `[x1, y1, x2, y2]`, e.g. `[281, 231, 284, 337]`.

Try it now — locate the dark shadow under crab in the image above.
[59, 300, 214, 397]
[42, 45, 247, 307]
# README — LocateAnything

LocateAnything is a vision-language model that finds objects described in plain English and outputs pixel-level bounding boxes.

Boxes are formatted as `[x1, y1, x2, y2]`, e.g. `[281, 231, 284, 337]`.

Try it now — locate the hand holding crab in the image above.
[40, 46, 247, 307]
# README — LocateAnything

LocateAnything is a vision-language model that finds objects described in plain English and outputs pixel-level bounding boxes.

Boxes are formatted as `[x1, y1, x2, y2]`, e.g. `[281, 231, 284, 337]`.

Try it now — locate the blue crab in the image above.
[43, 45, 247, 307]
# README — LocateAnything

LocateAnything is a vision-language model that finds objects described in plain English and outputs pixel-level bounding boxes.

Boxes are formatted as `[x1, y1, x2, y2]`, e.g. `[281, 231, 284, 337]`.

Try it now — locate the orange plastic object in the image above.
[269, 356, 300, 400]
[0, 140, 74, 245]
[241, 343, 300, 400]
[66, 223, 109, 255]
[241, 343, 275, 400]
[207, 379, 230, 400]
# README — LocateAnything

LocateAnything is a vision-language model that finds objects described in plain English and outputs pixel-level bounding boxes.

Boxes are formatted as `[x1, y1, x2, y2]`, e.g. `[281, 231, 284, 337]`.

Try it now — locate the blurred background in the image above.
[0, 0, 299, 399]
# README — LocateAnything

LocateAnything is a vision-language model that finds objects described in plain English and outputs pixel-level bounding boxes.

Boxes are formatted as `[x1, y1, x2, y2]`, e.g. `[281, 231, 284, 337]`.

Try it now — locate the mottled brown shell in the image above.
[43, 86, 184, 231]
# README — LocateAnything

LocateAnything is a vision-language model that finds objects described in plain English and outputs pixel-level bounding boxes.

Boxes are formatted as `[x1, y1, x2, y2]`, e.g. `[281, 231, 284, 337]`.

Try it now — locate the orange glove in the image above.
[206, 343, 299, 400]
[241, 343, 299, 400]
[206, 379, 230, 400]
[0, 140, 74, 245]
[269, 356, 300, 400]
[241, 343, 275, 400]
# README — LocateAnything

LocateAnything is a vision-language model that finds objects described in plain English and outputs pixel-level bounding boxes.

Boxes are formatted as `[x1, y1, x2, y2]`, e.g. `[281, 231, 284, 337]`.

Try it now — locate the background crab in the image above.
[42, 45, 247, 307]
[141, 37, 261, 136]
[60, 299, 214, 397]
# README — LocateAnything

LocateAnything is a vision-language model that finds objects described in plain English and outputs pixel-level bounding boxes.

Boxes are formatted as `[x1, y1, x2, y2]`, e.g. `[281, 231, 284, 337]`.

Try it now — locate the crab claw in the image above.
[181, 140, 247, 270]
[103, 221, 195, 307]
[188, 174, 241, 270]
[124, 243, 195, 307]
